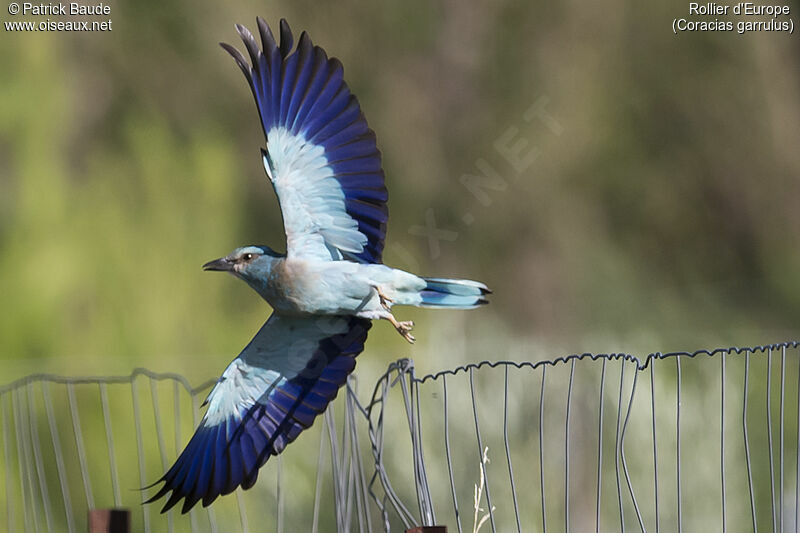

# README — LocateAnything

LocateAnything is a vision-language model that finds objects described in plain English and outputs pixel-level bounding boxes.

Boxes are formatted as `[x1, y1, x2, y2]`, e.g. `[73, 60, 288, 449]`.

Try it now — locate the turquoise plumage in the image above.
[146, 18, 490, 513]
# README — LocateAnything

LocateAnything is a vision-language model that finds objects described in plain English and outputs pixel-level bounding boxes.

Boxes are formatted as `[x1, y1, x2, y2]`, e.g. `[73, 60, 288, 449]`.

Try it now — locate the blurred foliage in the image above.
[2, 0, 799, 380]
[2, 0, 800, 529]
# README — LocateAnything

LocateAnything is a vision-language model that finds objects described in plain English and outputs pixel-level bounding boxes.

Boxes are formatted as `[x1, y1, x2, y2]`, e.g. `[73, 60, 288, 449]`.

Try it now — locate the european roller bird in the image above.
[146, 18, 490, 513]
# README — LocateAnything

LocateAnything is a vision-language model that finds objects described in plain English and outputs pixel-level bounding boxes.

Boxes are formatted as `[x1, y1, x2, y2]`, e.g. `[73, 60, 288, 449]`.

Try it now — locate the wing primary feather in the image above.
[184, 434, 215, 512]
[301, 59, 344, 136]
[257, 17, 277, 53]
[279, 18, 294, 57]
[224, 436, 244, 496]
[236, 23, 262, 72]
[279, 50, 299, 125]
[324, 134, 378, 163]
[286, 32, 314, 127]
[269, 46, 282, 135]
[308, 95, 360, 144]
[239, 432, 258, 484]
[161, 488, 185, 514]
[206, 428, 228, 506]
[319, 116, 369, 149]
[219, 43, 252, 84]
[289, 48, 330, 134]
[304, 87, 353, 141]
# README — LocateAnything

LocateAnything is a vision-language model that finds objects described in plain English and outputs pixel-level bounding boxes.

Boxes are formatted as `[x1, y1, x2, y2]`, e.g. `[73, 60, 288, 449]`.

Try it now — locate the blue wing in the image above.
[221, 19, 388, 264]
[146, 314, 371, 513]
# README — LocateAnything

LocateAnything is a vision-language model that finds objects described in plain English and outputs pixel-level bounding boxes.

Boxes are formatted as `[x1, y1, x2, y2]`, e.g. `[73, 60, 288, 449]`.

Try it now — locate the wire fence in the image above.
[0, 369, 375, 532]
[2, 341, 799, 531]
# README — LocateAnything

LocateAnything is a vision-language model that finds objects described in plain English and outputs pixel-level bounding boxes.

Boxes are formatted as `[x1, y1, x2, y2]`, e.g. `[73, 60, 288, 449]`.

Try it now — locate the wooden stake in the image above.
[88, 509, 130, 533]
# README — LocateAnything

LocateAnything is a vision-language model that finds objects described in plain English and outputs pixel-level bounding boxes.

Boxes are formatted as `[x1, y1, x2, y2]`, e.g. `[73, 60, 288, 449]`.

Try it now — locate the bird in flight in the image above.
[146, 18, 490, 513]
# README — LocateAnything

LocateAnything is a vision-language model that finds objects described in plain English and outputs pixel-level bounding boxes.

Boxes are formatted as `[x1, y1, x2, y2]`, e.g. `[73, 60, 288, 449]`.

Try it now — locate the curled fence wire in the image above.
[1, 341, 798, 531]
[364, 341, 800, 532]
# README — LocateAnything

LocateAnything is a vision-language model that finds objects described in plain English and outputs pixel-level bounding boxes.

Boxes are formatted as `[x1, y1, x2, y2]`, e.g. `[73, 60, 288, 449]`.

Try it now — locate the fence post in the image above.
[88, 508, 130, 533]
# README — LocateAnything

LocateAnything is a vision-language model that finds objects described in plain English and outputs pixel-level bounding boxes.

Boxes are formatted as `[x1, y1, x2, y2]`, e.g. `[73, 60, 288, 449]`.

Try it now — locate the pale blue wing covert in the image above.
[221, 19, 388, 264]
[146, 314, 371, 513]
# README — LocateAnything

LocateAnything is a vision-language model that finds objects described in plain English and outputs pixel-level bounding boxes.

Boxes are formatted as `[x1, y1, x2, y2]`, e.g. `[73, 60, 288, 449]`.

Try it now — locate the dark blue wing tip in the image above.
[142, 425, 231, 514]
[222, 18, 389, 265]
[145, 317, 373, 514]
[220, 18, 296, 88]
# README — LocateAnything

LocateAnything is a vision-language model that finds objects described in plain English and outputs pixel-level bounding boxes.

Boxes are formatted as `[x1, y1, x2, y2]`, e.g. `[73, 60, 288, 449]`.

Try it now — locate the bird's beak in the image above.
[202, 257, 234, 272]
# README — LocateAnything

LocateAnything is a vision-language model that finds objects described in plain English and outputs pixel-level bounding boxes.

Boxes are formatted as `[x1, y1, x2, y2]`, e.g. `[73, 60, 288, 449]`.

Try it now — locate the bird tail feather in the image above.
[417, 277, 491, 309]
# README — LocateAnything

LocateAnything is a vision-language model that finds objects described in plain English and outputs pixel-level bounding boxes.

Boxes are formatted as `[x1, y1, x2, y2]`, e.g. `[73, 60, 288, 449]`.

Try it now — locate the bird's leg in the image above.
[372, 285, 393, 311]
[372, 285, 414, 343]
[385, 313, 415, 344]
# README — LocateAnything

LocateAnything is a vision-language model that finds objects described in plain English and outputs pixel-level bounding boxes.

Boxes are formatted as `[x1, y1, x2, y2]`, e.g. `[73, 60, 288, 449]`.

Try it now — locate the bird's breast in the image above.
[264, 258, 322, 314]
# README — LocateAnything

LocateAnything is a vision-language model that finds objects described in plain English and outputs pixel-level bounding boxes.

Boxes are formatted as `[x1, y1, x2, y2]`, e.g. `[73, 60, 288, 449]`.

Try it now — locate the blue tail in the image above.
[418, 278, 491, 309]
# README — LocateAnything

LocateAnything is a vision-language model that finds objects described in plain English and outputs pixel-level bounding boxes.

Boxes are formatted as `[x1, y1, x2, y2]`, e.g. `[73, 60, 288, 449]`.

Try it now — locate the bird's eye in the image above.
[242, 253, 253, 261]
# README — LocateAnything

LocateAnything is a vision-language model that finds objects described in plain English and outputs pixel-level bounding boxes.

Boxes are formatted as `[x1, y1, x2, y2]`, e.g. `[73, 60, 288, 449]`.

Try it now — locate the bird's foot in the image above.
[395, 320, 415, 344]
[386, 314, 415, 343]
[373, 285, 394, 311]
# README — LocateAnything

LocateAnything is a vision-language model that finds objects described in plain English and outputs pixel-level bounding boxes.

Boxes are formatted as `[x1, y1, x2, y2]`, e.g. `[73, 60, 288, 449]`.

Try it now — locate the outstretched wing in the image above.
[222, 19, 388, 264]
[146, 314, 371, 513]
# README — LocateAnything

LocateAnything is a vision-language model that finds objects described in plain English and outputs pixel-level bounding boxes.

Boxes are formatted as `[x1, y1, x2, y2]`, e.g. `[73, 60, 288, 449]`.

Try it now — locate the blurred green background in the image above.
[2, 0, 799, 382]
[2, 0, 800, 530]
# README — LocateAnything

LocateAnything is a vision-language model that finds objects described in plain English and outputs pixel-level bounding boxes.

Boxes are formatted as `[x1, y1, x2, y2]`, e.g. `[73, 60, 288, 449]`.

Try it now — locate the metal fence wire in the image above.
[1, 341, 799, 532]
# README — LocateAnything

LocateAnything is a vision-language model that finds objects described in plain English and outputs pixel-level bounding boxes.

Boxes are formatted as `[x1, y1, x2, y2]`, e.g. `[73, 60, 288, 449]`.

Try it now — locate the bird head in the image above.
[202, 246, 283, 291]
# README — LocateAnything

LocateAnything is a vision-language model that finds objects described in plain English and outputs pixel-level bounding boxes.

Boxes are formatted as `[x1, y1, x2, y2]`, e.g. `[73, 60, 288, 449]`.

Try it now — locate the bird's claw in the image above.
[396, 320, 415, 344]
[384, 309, 414, 343]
